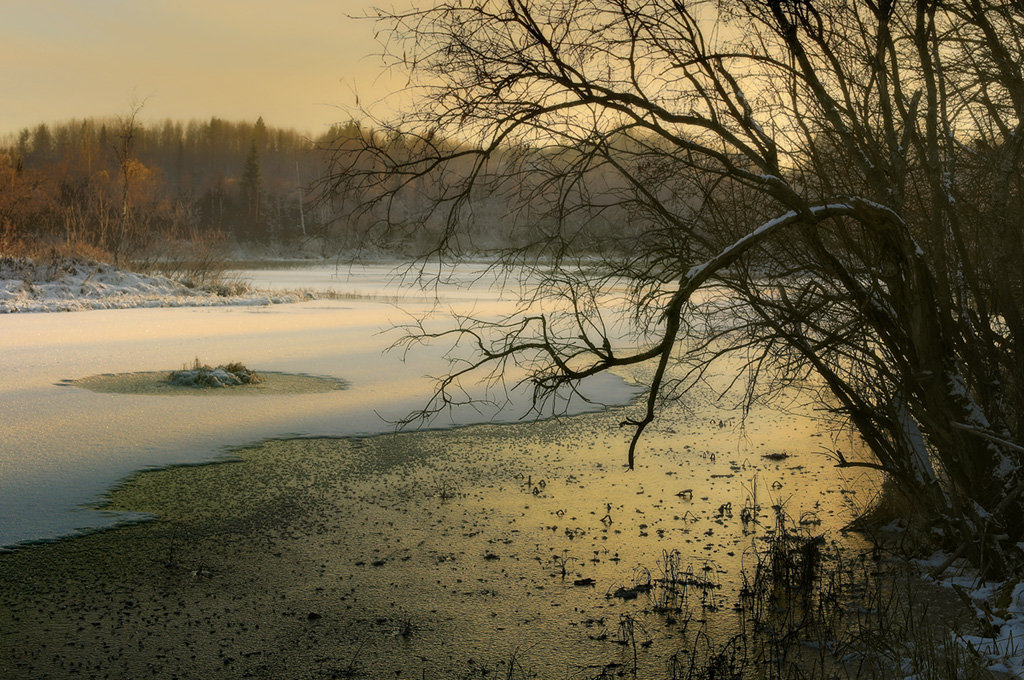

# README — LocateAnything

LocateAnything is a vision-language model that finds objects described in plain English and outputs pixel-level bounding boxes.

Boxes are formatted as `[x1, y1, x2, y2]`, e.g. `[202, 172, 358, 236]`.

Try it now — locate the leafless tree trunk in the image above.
[112, 100, 145, 265]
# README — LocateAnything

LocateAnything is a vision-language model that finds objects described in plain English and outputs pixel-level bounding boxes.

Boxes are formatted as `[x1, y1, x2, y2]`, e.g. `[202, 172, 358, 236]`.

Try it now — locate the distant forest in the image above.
[0, 116, 365, 261]
[0, 114, 637, 264]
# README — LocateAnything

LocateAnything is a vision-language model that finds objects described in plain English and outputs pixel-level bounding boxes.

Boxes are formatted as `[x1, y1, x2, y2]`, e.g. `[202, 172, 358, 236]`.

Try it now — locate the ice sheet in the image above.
[0, 265, 638, 548]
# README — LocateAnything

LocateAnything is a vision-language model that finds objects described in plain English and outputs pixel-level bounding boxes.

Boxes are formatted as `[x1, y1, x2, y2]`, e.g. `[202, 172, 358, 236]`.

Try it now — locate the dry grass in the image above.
[167, 358, 264, 388]
[1, 238, 110, 266]
[2, 232, 239, 293]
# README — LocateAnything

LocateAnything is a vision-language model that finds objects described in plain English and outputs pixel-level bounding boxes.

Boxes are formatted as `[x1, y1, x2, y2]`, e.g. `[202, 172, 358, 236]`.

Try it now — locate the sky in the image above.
[0, 0, 406, 136]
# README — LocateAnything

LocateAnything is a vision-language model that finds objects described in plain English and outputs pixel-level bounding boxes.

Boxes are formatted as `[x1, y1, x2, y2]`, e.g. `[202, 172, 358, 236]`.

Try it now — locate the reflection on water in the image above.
[0, 357, 905, 678]
[301, 377, 882, 677]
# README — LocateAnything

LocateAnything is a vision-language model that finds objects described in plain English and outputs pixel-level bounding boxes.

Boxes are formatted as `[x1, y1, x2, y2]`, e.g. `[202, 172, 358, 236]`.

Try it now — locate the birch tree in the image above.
[325, 0, 1024, 579]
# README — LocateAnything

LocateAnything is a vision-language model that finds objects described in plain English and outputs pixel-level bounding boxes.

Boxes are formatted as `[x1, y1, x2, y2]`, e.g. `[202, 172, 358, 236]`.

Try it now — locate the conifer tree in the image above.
[253, 116, 268, 152]
[240, 137, 263, 235]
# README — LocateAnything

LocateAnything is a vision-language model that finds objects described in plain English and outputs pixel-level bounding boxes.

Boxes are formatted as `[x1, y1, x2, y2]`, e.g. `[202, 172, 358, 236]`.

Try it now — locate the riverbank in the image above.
[0, 383, 997, 679]
[0, 255, 310, 313]
[0, 253, 529, 314]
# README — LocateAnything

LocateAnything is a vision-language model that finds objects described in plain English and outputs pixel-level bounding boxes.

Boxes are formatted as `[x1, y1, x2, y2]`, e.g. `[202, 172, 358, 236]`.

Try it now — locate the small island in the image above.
[68, 360, 347, 396]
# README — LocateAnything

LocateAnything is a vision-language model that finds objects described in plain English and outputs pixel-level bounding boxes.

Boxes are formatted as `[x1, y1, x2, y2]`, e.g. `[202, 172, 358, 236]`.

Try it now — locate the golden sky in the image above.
[0, 0, 405, 135]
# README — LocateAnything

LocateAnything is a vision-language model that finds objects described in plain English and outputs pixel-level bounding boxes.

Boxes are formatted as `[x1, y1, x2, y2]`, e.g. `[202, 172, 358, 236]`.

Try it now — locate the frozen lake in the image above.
[0, 264, 638, 549]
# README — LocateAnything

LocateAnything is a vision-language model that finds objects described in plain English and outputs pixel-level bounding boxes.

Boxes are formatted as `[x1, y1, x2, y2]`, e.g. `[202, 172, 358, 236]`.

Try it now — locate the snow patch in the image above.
[0, 257, 300, 313]
[685, 203, 852, 284]
[914, 550, 1024, 675]
[169, 363, 264, 388]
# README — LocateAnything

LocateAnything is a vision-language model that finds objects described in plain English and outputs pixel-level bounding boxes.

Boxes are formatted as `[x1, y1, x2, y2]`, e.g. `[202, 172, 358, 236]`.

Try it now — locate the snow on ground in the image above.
[913, 551, 1024, 676]
[955, 578, 1024, 676]
[0, 257, 303, 313]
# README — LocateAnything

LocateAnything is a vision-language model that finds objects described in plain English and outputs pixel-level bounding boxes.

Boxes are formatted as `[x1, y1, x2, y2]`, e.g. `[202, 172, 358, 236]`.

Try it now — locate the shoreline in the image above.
[0, 384, 637, 555]
[2, 386, 943, 679]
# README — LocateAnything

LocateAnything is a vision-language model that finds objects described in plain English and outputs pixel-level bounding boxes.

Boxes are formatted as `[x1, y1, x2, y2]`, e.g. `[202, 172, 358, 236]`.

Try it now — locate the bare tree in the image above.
[111, 100, 145, 265]
[324, 0, 1024, 580]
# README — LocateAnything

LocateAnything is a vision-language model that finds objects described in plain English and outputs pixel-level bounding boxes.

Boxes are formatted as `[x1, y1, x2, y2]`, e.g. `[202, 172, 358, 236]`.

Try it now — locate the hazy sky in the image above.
[0, 0, 404, 135]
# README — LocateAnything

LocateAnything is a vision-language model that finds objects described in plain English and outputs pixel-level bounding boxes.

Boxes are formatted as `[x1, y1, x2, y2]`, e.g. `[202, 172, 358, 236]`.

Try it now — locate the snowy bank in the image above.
[0, 257, 304, 313]
[913, 551, 1024, 676]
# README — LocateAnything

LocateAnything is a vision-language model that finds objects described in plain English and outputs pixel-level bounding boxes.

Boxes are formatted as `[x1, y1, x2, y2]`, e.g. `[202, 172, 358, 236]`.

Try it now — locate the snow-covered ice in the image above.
[0, 262, 639, 549]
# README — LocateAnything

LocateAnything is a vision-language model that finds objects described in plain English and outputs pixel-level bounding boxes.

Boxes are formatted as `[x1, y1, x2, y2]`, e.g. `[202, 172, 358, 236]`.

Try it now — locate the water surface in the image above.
[0, 264, 636, 548]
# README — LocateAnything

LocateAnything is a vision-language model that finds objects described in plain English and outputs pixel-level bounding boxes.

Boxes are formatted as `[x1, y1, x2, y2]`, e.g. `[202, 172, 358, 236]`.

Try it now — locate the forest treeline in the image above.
[0, 116, 368, 263]
[0, 114, 634, 266]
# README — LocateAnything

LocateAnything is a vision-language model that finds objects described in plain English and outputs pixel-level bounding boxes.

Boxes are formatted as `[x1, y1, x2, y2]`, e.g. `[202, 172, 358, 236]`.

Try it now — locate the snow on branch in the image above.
[682, 203, 854, 291]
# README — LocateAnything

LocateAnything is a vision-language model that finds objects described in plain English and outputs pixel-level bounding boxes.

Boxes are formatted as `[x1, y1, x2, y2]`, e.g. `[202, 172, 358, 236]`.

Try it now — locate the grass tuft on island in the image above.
[168, 358, 264, 388]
